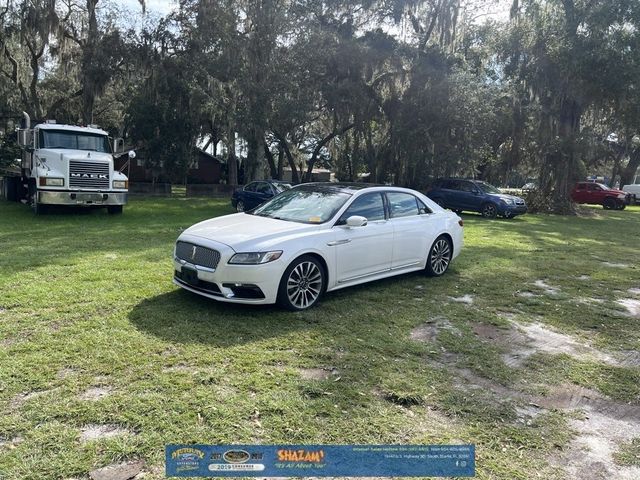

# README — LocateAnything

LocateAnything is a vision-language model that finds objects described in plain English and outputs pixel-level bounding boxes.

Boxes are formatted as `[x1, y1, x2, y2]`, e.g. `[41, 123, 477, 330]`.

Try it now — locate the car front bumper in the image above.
[172, 236, 283, 305]
[499, 204, 527, 216]
[38, 190, 128, 206]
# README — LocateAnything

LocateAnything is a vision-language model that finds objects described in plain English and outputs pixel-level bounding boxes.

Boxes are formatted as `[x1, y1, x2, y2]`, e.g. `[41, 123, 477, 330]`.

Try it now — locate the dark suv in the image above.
[427, 178, 527, 218]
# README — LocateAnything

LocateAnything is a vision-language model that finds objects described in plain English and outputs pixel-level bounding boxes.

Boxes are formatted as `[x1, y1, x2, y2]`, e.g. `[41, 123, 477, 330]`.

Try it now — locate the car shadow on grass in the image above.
[128, 289, 316, 346]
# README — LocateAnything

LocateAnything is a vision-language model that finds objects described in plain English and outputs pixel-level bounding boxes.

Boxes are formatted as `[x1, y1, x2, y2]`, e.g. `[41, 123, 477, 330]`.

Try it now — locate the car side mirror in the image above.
[128, 150, 136, 159]
[346, 215, 368, 227]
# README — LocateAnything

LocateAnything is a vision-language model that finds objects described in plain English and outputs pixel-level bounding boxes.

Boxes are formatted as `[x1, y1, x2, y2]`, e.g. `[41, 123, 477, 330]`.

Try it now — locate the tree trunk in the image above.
[226, 125, 238, 185]
[274, 132, 299, 184]
[264, 143, 277, 179]
[305, 123, 355, 182]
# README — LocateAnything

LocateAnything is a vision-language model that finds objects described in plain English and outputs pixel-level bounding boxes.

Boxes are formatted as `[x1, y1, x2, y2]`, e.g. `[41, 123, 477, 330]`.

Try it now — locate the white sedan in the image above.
[173, 183, 463, 310]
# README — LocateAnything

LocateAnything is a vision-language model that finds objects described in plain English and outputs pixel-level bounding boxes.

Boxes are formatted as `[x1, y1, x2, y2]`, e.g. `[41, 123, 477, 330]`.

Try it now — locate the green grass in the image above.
[0, 199, 639, 479]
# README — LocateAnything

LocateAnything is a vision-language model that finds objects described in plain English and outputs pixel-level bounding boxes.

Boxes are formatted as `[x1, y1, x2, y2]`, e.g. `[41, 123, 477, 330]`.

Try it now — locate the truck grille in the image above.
[69, 160, 110, 189]
[175, 241, 221, 269]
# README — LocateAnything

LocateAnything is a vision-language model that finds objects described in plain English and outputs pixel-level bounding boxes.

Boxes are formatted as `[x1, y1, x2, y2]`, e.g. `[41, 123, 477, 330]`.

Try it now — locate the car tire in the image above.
[503, 210, 513, 219]
[425, 235, 452, 277]
[108, 205, 123, 214]
[481, 203, 498, 218]
[236, 200, 245, 212]
[603, 198, 616, 210]
[616, 202, 626, 210]
[277, 255, 326, 311]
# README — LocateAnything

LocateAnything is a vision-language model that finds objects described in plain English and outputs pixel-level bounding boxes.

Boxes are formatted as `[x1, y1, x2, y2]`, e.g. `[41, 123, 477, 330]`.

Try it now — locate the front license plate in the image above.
[181, 267, 199, 286]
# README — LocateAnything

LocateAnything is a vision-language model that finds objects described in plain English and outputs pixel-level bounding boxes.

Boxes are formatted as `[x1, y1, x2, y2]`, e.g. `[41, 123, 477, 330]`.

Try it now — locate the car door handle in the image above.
[327, 239, 352, 246]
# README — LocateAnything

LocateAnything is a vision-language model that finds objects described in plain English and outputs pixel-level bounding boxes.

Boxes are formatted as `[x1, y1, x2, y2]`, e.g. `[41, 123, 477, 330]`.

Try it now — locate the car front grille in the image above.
[175, 241, 221, 269]
[69, 160, 110, 189]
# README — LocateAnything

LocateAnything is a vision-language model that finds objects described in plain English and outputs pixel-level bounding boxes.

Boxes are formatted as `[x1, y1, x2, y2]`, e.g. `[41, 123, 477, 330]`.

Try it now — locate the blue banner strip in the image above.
[165, 444, 475, 477]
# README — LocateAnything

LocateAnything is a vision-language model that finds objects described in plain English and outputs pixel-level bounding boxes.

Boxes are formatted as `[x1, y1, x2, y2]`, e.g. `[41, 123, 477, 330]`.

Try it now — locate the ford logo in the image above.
[223, 450, 250, 464]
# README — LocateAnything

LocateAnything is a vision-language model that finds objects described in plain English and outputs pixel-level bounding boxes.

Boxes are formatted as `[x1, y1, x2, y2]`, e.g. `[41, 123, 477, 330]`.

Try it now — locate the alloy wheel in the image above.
[429, 238, 451, 276]
[286, 260, 323, 309]
[236, 200, 245, 212]
[482, 203, 497, 218]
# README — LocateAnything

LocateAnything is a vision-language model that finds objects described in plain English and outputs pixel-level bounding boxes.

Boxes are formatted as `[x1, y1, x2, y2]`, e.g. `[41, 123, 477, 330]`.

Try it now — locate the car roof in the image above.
[293, 182, 386, 194]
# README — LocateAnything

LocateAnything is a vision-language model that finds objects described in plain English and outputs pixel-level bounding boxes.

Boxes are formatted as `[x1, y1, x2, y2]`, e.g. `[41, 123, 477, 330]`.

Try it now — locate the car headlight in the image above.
[618, 194, 626, 200]
[113, 180, 128, 189]
[39, 177, 64, 187]
[502, 198, 515, 205]
[228, 251, 283, 265]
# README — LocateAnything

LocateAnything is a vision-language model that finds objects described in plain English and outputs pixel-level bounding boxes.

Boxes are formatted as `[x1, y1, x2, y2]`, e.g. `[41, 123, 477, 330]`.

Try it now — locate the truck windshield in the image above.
[40, 130, 110, 152]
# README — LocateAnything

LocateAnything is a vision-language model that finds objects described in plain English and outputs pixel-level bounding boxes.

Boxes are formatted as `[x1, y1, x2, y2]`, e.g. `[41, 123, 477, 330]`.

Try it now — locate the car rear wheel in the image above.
[603, 197, 616, 210]
[425, 236, 452, 277]
[236, 200, 245, 212]
[277, 255, 326, 311]
[481, 203, 497, 218]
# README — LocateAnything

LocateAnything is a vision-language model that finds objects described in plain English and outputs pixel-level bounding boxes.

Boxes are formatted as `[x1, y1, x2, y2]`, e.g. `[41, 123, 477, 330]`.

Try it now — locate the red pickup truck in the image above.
[570, 182, 630, 210]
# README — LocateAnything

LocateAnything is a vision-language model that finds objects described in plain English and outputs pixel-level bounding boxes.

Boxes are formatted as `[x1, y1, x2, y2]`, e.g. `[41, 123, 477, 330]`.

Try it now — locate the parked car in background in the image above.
[622, 183, 640, 204]
[570, 182, 630, 210]
[522, 182, 537, 192]
[174, 183, 463, 310]
[231, 180, 292, 212]
[427, 178, 527, 218]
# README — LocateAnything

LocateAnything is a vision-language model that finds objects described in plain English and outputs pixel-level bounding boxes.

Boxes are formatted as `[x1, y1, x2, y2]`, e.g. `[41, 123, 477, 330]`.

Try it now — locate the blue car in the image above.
[231, 180, 292, 212]
[427, 178, 527, 218]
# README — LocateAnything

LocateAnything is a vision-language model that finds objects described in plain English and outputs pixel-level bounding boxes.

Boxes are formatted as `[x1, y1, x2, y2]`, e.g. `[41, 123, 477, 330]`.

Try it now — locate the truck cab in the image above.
[16, 118, 130, 214]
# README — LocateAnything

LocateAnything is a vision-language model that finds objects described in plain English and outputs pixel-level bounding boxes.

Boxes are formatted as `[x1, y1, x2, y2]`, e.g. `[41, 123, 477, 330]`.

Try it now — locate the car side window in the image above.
[387, 192, 420, 218]
[255, 182, 272, 194]
[587, 184, 596, 191]
[338, 193, 385, 224]
[459, 181, 475, 193]
[244, 182, 257, 192]
[448, 180, 462, 191]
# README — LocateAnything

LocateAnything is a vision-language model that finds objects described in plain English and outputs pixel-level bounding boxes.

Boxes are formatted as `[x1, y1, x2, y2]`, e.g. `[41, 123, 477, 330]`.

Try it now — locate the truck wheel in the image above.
[616, 202, 626, 210]
[603, 197, 616, 210]
[29, 183, 47, 215]
[108, 205, 123, 214]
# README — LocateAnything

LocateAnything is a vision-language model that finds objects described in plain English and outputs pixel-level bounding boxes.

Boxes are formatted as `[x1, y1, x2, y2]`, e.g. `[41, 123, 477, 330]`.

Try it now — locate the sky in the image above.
[121, 0, 177, 16]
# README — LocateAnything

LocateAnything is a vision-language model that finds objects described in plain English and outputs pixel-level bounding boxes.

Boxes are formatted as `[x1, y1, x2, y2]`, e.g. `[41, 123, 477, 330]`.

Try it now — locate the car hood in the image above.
[183, 213, 321, 251]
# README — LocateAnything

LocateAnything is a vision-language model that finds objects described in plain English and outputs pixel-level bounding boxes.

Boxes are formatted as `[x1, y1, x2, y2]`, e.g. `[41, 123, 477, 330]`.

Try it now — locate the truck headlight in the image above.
[113, 180, 128, 189]
[39, 177, 64, 187]
[228, 251, 283, 265]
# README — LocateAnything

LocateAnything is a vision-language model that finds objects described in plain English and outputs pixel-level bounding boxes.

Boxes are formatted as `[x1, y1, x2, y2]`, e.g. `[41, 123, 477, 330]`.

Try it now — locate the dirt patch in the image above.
[496, 311, 518, 321]
[80, 424, 131, 443]
[602, 262, 629, 268]
[299, 367, 338, 381]
[56, 368, 77, 379]
[89, 460, 144, 480]
[618, 299, 640, 317]
[411, 317, 460, 343]
[533, 279, 560, 295]
[79, 386, 112, 401]
[0, 436, 24, 450]
[517, 291, 540, 298]
[628, 288, 640, 296]
[10, 388, 60, 409]
[449, 294, 473, 304]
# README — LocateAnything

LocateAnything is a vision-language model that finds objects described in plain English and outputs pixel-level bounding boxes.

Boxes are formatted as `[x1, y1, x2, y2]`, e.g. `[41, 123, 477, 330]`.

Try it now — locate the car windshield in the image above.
[251, 187, 351, 223]
[595, 183, 610, 190]
[40, 129, 110, 152]
[476, 181, 501, 194]
[272, 182, 292, 193]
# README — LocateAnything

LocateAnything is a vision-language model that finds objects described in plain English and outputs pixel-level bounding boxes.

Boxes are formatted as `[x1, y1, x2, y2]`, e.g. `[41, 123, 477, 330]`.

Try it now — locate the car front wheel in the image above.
[426, 236, 452, 277]
[603, 197, 617, 209]
[481, 203, 497, 218]
[236, 200, 245, 212]
[277, 255, 326, 311]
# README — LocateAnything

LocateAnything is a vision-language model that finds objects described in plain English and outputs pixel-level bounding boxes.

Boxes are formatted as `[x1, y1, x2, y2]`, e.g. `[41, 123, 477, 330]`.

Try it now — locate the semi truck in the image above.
[3, 112, 132, 214]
